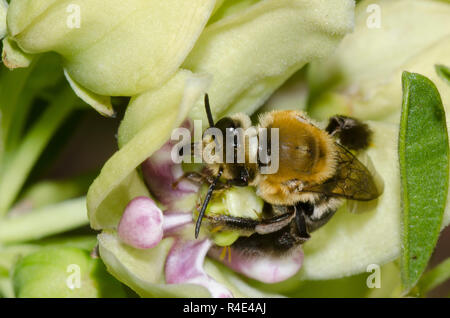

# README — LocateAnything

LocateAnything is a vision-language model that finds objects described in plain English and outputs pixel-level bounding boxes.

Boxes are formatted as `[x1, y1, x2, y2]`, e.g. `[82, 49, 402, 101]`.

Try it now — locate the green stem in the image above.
[0, 62, 36, 149]
[0, 197, 88, 244]
[417, 258, 450, 296]
[0, 86, 77, 215]
[0, 278, 14, 298]
[15, 173, 95, 210]
[0, 63, 36, 170]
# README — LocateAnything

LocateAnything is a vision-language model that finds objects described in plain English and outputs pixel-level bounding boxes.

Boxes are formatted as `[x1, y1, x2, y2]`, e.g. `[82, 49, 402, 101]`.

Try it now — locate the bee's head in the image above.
[201, 94, 253, 165]
[201, 116, 241, 164]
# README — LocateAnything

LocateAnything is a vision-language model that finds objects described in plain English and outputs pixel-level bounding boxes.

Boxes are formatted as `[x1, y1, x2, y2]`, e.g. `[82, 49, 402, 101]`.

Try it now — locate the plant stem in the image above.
[417, 258, 450, 296]
[0, 86, 77, 215]
[0, 197, 88, 244]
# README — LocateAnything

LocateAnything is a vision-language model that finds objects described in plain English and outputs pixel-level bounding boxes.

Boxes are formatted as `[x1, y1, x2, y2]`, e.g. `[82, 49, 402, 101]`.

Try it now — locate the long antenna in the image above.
[204, 94, 215, 128]
[195, 168, 223, 238]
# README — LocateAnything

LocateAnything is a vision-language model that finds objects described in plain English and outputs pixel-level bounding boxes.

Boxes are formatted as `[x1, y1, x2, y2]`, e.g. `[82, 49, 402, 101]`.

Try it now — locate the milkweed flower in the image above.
[5, 0, 449, 298]
[85, 0, 356, 297]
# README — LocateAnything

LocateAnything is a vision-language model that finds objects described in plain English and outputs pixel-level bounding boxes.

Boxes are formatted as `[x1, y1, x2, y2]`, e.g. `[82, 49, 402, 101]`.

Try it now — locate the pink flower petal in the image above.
[165, 239, 233, 298]
[142, 120, 199, 206]
[209, 245, 304, 284]
[118, 197, 163, 249]
[162, 212, 193, 236]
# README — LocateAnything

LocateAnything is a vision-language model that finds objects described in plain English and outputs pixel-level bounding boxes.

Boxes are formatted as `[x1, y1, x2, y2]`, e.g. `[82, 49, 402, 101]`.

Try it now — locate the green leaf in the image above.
[417, 258, 450, 296]
[1, 54, 65, 153]
[15, 173, 95, 210]
[0, 85, 77, 215]
[435, 64, 450, 86]
[0, 197, 89, 244]
[399, 71, 449, 293]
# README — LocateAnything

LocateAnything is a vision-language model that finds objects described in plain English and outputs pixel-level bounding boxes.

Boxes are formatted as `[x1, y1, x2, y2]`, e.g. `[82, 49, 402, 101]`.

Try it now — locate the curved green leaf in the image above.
[436, 64, 450, 86]
[0, 197, 88, 244]
[0, 85, 77, 215]
[417, 258, 450, 296]
[399, 72, 449, 293]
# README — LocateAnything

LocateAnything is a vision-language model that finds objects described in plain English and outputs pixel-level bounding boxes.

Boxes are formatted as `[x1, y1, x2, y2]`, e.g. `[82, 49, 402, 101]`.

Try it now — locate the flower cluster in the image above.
[3, 0, 450, 298]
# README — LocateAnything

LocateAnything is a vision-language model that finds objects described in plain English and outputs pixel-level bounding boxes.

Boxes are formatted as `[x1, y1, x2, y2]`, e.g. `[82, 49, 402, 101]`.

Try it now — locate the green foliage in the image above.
[12, 247, 126, 298]
[417, 258, 450, 296]
[399, 72, 449, 293]
[435, 64, 450, 86]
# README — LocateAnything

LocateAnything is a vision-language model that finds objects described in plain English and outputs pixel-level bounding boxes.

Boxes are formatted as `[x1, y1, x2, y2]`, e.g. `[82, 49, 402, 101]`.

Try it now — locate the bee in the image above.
[177, 94, 381, 256]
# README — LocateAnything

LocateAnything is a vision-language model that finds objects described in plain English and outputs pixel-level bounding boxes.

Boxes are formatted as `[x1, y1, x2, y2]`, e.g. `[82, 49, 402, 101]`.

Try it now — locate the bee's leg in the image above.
[195, 168, 223, 238]
[231, 225, 303, 256]
[224, 164, 250, 187]
[325, 115, 372, 151]
[255, 211, 295, 234]
[172, 171, 214, 188]
[302, 196, 343, 232]
[294, 203, 311, 241]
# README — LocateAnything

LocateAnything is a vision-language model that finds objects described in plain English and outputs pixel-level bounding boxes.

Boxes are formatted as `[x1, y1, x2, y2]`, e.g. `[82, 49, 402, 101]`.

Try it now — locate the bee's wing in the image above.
[303, 144, 381, 201]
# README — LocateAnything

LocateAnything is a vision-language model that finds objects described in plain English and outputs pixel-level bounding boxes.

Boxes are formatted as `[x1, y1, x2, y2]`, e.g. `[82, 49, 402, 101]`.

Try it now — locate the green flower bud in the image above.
[12, 247, 126, 298]
[5, 0, 216, 96]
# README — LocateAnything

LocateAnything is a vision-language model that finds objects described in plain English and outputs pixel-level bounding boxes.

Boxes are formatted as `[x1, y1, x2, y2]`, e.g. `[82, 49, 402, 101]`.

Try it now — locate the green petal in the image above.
[0, 0, 7, 39]
[184, 0, 355, 122]
[257, 70, 309, 114]
[98, 231, 210, 298]
[2, 37, 34, 69]
[208, 0, 261, 25]
[308, 0, 450, 121]
[7, 0, 216, 96]
[98, 231, 280, 297]
[87, 70, 211, 230]
[309, 38, 450, 123]
[64, 69, 114, 117]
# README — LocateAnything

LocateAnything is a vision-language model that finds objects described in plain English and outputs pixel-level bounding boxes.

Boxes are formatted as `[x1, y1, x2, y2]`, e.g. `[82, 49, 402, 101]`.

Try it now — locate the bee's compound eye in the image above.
[215, 117, 237, 136]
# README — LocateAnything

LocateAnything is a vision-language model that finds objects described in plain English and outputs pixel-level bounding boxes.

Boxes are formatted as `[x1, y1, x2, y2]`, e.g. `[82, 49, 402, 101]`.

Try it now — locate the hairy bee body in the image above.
[251, 110, 338, 206]
[186, 96, 381, 255]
